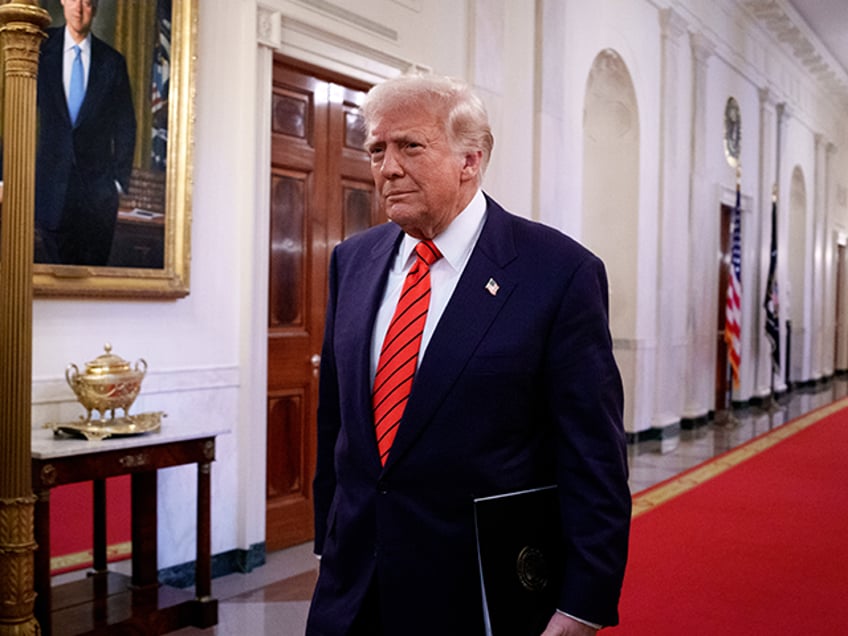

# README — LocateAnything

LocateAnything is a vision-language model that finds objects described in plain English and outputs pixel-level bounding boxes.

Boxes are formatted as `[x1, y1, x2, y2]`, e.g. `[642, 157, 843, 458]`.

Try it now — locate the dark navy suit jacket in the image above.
[308, 195, 630, 635]
[35, 28, 135, 244]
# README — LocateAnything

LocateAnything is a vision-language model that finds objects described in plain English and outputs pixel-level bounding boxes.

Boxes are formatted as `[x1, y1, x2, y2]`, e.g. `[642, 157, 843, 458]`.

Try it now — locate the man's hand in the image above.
[540, 612, 599, 636]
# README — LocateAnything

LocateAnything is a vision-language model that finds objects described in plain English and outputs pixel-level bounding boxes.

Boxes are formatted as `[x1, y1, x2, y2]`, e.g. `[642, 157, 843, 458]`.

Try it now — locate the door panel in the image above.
[266, 392, 305, 499]
[266, 60, 374, 551]
[269, 173, 307, 327]
[342, 182, 375, 238]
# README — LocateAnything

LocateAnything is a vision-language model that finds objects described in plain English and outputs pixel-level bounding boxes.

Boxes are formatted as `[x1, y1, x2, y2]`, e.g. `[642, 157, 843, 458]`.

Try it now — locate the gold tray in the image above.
[46, 411, 166, 441]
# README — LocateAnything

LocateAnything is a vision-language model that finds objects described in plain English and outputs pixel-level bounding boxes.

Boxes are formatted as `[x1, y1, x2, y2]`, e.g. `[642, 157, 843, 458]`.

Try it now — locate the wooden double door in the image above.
[265, 59, 379, 551]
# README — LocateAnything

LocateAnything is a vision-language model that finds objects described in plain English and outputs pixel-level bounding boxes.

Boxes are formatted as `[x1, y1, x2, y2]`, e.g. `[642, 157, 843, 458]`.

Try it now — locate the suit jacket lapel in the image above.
[339, 228, 403, 469]
[41, 34, 70, 127]
[383, 199, 518, 471]
[75, 36, 107, 128]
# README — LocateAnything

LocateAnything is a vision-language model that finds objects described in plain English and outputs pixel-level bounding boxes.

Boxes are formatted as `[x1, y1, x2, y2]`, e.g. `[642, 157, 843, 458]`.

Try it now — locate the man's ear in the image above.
[460, 150, 483, 182]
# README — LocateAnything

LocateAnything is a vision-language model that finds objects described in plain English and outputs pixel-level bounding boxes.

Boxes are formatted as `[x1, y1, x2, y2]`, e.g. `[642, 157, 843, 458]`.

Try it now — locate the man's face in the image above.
[61, 0, 96, 42]
[365, 105, 479, 239]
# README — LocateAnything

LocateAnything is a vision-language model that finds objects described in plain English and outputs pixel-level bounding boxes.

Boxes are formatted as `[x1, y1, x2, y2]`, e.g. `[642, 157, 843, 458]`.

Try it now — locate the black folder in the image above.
[474, 485, 564, 636]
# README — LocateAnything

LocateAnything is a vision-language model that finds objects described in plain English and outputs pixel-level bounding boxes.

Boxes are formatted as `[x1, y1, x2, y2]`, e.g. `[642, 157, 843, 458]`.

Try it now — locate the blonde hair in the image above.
[361, 73, 494, 180]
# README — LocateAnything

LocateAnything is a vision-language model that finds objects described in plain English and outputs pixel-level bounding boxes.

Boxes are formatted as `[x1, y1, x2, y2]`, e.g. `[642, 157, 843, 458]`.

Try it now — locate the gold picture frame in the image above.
[30, 0, 196, 299]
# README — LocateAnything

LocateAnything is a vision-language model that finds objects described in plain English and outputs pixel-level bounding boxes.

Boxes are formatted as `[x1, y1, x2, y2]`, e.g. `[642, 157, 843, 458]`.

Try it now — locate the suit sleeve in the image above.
[312, 247, 342, 555]
[546, 254, 631, 627]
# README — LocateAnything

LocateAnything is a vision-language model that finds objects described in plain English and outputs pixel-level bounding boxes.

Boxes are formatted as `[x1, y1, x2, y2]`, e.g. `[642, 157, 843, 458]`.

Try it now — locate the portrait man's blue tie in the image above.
[68, 45, 84, 125]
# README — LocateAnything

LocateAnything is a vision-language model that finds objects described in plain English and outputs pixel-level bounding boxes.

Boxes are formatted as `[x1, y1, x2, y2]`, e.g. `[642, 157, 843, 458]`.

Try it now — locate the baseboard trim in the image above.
[158, 542, 267, 589]
[680, 413, 711, 430]
[627, 421, 681, 444]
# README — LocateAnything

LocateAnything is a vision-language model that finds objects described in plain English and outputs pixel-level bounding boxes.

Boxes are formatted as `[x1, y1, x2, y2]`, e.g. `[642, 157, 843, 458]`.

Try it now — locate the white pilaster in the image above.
[653, 7, 689, 429]
[683, 32, 716, 418]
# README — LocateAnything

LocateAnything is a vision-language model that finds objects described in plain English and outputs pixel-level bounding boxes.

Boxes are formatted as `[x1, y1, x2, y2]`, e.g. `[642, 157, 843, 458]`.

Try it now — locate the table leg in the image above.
[192, 460, 217, 627]
[196, 461, 211, 599]
[33, 488, 51, 636]
[130, 470, 158, 589]
[92, 478, 107, 573]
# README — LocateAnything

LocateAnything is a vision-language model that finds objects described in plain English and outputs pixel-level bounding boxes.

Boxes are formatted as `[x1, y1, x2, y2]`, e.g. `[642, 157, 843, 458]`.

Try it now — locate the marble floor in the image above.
[627, 376, 848, 493]
[132, 377, 848, 635]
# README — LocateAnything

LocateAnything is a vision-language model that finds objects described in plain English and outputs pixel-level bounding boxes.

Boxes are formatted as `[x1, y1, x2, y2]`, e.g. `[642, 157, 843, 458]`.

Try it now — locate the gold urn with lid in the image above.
[66, 343, 148, 422]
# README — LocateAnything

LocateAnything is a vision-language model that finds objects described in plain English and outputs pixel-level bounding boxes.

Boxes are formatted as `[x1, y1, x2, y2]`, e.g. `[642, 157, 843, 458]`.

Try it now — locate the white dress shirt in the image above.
[63, 29, 92, 104]
[370, 189, 487, 383]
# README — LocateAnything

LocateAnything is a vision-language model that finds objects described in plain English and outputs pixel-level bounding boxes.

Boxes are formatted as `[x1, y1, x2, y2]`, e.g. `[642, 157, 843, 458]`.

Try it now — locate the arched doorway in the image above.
[581, 49, 640, 426]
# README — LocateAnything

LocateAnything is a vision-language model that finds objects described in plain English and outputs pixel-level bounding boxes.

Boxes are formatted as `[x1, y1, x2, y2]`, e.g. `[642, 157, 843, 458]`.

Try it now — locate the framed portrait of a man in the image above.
[0, 0, 196, 298]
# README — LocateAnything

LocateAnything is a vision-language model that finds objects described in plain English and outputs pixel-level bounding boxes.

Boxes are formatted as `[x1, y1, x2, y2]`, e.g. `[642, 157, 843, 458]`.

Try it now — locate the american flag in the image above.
[725, 186, 742, 388]
[150, 0, 172, 171]
[763, 196, 780, 375]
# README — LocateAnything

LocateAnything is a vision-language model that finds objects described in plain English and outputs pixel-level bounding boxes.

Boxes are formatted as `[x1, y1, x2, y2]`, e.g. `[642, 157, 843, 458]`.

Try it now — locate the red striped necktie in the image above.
[373, 239, 442, 466]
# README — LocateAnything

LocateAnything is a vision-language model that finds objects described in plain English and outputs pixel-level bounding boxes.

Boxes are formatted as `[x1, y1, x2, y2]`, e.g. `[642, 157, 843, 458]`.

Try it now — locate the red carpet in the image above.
[608, 399, 848, 635]
[50, 476, 131, 574]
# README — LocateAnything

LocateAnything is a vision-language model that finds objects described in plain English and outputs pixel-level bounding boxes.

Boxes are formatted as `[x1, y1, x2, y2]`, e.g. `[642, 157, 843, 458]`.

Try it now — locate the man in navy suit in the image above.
[35, 0, 136, 265]
[307, 74, 630, 635]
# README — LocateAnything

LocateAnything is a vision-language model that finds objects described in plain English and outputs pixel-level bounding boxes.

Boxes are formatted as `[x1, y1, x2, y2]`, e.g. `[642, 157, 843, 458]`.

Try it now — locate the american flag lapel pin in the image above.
[485, 277, 500, 296]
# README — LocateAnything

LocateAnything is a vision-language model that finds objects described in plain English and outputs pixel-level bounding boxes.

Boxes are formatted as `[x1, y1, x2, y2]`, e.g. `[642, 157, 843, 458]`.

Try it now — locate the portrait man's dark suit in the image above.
[308, 195, 631, 635]
[35, 26, 136, 265]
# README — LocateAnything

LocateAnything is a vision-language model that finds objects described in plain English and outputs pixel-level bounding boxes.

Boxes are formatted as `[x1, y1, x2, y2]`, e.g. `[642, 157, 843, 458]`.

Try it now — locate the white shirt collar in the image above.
[396, 189, 487, 272]
[63, 28, 92, 54]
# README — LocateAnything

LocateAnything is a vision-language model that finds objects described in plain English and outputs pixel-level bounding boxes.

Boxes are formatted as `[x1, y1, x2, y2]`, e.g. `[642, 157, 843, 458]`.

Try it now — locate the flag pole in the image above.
[764, 184, 781, 413]
[764, 104, 786, 417]
[720, 168, 742, 427]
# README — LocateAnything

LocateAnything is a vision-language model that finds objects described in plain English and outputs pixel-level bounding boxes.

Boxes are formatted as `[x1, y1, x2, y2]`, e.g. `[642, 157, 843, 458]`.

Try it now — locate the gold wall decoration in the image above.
[723, 95, 741, 169]
[0, 2, 51, 633]
[14, 0, 197, 299]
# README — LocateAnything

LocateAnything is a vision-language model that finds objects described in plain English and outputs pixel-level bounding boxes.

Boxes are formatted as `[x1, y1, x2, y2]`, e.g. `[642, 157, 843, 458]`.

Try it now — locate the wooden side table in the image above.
[31, 422, 227, 635]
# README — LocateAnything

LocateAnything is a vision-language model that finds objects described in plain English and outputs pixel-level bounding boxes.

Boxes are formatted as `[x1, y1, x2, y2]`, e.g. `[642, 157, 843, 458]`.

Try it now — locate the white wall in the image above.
[31, 0, 252, 568]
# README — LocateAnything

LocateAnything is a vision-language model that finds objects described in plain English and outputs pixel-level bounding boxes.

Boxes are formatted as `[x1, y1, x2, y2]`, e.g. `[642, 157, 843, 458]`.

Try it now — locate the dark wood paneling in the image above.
[266, 60, 375, 551]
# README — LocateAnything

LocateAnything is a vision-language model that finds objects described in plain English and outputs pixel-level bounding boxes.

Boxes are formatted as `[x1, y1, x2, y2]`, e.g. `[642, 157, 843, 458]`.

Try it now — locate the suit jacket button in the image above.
[377, 480, 388, 495]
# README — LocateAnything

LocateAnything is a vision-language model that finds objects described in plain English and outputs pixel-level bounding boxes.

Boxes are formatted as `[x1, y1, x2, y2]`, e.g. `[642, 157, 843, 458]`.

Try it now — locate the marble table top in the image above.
[32, 414, 230, 459]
